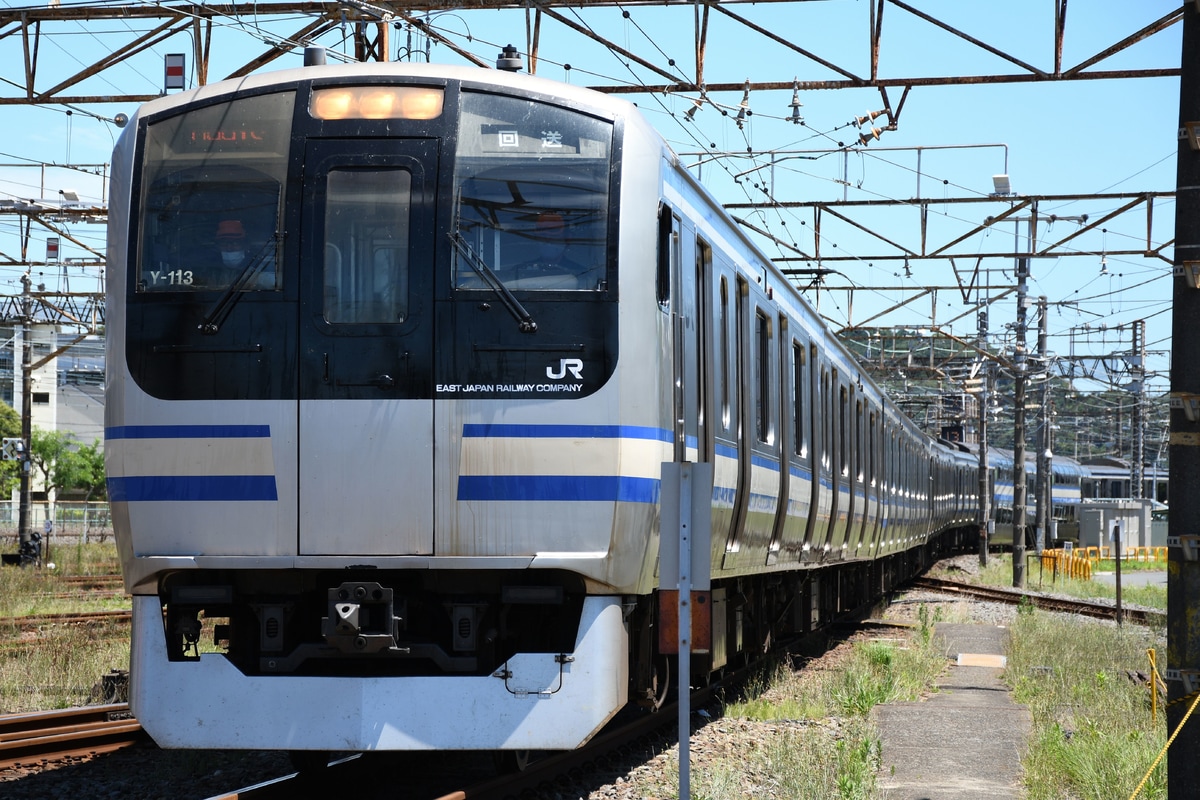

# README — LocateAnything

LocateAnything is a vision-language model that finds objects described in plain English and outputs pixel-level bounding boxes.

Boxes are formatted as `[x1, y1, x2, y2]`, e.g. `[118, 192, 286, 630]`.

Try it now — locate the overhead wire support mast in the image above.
[1012, 251, 1029, 589]
[0, 2, 1181, 104]
[16, 273, 31, 558]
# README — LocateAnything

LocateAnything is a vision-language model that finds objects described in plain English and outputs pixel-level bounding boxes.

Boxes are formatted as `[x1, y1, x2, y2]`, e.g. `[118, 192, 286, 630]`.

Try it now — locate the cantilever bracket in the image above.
[1167, 535, 1200, 561]
[1170, 393, 1200, 421]
[1164, 669, 1200, 695]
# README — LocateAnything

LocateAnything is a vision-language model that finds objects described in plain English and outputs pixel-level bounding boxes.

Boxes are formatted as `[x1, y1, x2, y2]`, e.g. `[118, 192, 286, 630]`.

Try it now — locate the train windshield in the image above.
[452, 91, 612, 291]
[136, 91, 293, 293]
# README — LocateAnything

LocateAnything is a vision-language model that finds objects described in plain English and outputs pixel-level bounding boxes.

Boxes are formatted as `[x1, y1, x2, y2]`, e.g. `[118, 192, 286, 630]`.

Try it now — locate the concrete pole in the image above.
[1034, 296, 1048, 553]
[1012, 256, 1029, 588]
[1169, 5, 1200, 792]
[1131, 320, 1145, 500]
[17, 272, 31, 554]
[978, 310, 989, 567]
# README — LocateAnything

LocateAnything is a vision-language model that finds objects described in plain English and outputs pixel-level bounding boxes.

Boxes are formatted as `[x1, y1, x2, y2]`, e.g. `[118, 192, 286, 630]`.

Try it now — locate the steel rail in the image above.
[910, 576, 1165, 627]
[0, 704, 144, 769]
[0, 609, 132, 628]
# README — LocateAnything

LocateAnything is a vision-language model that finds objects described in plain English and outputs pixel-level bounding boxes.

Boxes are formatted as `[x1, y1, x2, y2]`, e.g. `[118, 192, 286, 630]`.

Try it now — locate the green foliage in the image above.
[30, 428, 107, 500]
[917, 602, 943, 644]
[0, 402, 20, 495]
[1007, 611, 1166, 799]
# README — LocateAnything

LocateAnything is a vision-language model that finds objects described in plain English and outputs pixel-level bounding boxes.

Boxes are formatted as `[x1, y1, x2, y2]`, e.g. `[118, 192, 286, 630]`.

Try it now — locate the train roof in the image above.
[126, 60, 642, 127]
[953, 442, 1087, 477]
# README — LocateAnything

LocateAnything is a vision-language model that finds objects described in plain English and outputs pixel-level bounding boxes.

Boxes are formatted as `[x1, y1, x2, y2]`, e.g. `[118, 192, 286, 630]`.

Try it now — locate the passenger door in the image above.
[297, 138, 438, 555]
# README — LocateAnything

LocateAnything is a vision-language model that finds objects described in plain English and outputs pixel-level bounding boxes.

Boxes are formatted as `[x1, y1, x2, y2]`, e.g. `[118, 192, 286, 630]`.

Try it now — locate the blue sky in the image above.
[0, 0, 1181, 397]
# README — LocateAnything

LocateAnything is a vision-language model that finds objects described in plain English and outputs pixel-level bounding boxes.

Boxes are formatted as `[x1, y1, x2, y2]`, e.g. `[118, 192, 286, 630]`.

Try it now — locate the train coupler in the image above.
[321, 581, 402, 654]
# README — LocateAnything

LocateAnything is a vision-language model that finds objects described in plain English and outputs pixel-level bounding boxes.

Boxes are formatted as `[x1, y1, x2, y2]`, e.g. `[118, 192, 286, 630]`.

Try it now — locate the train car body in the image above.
[106, 60, 976, 756]
[963, 445, 1084, 548]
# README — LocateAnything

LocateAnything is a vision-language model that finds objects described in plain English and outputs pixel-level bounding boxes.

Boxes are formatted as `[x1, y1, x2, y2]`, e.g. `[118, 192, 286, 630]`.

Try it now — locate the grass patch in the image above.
[0, 542, 130, 712]
[0, 623, 129, 711]
[1006, 608, 1167, 799]
[689, 606, 949, 799]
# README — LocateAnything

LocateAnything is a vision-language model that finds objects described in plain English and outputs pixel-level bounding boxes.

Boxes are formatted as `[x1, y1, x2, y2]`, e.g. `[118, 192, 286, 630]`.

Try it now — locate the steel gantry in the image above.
[0, 1, 1181, 105]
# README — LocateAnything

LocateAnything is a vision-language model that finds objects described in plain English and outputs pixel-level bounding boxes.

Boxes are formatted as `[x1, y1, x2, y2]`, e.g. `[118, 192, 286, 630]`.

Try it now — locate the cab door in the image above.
[297, 138, 438, 555]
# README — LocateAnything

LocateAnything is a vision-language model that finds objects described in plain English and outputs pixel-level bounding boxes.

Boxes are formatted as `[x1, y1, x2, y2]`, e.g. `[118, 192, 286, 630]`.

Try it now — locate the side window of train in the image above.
[839, 384, 849, 478]
[869, 411, 877, 486]
[859, 400, 868, 482]
[719, 277, 731, 430]
[755, 310, 770, 444]
[656, 206, 678, 308]
[137, 91, 293, 293]
[792, 340, 807, 458]
[452, 92, 613, 292]
[820, 366, 831, 470]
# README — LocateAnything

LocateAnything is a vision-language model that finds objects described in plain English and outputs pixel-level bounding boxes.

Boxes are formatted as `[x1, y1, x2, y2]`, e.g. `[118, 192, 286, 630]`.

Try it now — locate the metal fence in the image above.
[0, 501, 114, 549]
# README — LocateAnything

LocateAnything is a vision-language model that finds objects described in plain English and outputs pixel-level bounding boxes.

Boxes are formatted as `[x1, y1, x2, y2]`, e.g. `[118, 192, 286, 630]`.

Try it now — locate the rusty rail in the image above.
[0, 704, 145, 769]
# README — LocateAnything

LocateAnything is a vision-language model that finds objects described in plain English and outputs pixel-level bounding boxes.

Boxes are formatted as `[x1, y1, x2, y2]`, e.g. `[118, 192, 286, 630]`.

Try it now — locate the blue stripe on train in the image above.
[457, 475, 659, 503]
[462, 424, 673, 441]
[108, 475, 279, 502]
[106, 425, 271, 440]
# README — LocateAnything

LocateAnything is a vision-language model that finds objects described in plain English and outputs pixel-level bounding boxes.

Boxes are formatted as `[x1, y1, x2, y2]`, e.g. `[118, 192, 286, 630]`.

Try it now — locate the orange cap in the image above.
[215, 220, 245, 240]
[535, 212, 564, 231]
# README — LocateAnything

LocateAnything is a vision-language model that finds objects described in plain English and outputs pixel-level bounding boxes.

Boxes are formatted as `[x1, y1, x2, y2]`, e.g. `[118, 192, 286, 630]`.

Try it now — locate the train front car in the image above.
[105, 63, 669, 754]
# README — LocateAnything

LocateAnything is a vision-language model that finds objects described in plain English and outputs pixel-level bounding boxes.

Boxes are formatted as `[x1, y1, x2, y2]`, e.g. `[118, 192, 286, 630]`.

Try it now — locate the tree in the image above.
[0, 402, 20, 496]
[29, 428, 107, 502]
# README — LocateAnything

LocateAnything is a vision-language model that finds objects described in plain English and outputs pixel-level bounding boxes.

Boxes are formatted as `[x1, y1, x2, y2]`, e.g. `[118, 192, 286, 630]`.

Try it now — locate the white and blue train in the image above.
[105, 55, 981, 761]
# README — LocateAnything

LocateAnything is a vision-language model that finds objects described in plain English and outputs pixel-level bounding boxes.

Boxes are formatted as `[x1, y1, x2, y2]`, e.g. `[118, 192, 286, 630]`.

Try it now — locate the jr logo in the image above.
[547, 358, 584, 380]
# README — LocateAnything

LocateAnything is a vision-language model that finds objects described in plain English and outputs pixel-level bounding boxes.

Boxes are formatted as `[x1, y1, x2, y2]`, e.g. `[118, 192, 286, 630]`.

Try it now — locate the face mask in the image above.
[221, 250, 245, 267]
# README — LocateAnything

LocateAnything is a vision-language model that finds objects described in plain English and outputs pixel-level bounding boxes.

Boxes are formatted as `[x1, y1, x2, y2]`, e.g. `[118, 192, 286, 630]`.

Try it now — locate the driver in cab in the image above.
[212, 219, 276, 290]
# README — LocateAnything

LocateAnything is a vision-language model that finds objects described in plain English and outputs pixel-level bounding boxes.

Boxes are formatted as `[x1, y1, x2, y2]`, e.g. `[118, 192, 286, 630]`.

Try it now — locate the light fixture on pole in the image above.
[1176, 261, 1200, 288]
[1183, 121, 1200, 151]
[991, 174, 1012, 196]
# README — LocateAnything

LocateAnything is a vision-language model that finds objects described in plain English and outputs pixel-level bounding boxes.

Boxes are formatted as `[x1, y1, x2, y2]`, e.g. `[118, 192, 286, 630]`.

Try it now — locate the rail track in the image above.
[910, 576, 1166, 626]
[0, 609, 131, 629]
[0, 704, 145, 770]
[62, 574, 124, 587]
[206, 609, 907, 799]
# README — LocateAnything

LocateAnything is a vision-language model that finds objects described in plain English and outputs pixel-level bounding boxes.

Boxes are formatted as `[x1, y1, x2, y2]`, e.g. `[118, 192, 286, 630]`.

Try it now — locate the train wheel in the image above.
[288, 750, 331, 774]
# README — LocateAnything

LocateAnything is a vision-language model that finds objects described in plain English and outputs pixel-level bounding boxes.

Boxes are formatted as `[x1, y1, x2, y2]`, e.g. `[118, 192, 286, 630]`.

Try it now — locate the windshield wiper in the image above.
[198, 238, 276, 335]
[448, 231, 537, 333]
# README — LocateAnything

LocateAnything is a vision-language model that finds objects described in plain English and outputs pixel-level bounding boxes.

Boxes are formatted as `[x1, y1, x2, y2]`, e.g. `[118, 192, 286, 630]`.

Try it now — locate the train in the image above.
[104, 51, 1062, 763]
[954, 445, 1167, 548]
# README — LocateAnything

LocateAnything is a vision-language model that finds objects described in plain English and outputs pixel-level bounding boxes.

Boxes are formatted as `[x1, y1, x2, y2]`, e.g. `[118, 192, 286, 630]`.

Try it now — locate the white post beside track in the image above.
[660, 462, 713, 800]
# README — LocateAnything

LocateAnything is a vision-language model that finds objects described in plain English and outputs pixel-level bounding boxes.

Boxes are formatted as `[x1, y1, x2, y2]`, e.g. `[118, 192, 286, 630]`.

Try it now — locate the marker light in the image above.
[311, 86, 444, 121]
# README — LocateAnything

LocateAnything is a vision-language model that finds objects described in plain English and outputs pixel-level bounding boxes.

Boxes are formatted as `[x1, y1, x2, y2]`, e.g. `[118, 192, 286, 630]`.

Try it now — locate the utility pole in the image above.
[977, 310, 989, 567]
[1169, 3, 1200, 792]
[1034, 296, 1049, 553]
[1131, 320, 1145, 499]
[1012, 257, 1029, 588]
[17, 272, 32, 556]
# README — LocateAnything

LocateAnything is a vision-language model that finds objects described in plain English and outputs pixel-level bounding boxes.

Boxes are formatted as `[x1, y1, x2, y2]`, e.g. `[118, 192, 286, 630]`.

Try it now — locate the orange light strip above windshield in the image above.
[310, 86, 444, 121]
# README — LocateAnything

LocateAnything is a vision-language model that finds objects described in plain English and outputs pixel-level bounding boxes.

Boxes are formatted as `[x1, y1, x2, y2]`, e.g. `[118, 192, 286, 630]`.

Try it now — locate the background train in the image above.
[949, 443, 1168, 549]
[105, 52, 1020, 761]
